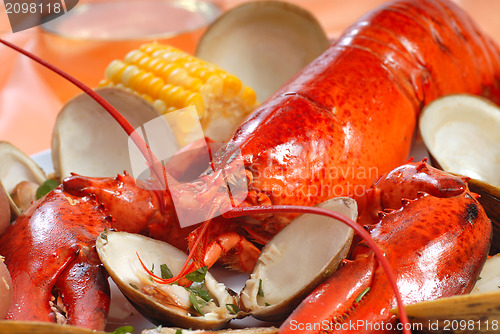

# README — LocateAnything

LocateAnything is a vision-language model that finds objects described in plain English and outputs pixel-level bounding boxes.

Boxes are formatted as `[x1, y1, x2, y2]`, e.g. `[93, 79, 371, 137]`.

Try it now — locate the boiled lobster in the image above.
[0, 0, 497, 330]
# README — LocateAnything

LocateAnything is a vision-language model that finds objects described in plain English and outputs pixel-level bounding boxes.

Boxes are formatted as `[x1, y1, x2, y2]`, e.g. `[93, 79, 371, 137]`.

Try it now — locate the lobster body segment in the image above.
[213, 0, 500, 232]
[280, 161, 492, 334]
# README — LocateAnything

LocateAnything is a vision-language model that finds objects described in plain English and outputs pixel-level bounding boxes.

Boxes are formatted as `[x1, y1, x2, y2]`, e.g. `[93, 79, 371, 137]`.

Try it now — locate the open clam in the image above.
[419, 94, 500, 186]
[396, 254, 500, 333]
[0, 141, 47, 218]
[52, 87, 159, 181]
[96, 231, 238, 330]
[240, 197, 357, 321]
[419, 94, 500, 253]
[196, 0, 329, 102]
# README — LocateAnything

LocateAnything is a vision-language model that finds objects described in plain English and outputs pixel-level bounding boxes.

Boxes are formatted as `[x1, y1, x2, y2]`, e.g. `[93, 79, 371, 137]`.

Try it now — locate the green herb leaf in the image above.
[355, 287, 371, 303]
[160, 263, 173, 279]
[225, 303, 239, 314]
[189, 291, 205, 315]
[185, 266, 208, 283]
[265, 302, 271, 306]
[129, 283, 138, 290]
[110, 325, 134, 334]
[258, 279, 264, 297]
[175, 330, 182, 334]
[36, 179, 59, 200]
[195, 288, 211, 302]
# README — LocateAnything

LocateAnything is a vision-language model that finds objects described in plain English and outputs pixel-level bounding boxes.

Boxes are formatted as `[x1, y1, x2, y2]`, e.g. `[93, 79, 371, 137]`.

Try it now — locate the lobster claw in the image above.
[0, 189, 111, 329]
[53, 247, 110, 328]
[280, 162, 491, 334]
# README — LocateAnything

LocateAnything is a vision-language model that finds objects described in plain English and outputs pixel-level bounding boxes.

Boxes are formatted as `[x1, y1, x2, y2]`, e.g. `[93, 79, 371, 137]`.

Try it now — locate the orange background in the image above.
[0, 0, 499, 156]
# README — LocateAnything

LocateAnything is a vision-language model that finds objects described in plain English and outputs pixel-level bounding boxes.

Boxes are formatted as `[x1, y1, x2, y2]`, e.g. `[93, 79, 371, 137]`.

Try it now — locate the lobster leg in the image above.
[187, 218, 261, 272]
[62, 173, 197, 251]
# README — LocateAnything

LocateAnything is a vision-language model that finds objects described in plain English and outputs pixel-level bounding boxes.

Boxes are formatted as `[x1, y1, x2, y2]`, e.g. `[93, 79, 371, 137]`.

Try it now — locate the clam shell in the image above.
[419, 94, 500, 188]
[397, 254, 500, 333]
[0, 321, 105, 333]
[0, 141, 47, 217]
[240, 197, 356, 321]
[52, 87, 159, 181]
[400, 292, 500, 333]
[419, 94, 500, 254]
[196, 0, 329, 102]
[96, 231, 238, 330]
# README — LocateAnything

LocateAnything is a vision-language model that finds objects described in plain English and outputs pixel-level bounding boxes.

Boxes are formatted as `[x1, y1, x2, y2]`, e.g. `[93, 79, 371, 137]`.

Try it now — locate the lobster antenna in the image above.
[226, 205, 412, 334]
[0, 38, 167, 189]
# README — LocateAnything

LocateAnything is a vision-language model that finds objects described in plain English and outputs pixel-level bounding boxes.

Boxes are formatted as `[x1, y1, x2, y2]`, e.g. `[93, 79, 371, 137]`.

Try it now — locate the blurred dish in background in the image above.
[36, 0, 221, 103]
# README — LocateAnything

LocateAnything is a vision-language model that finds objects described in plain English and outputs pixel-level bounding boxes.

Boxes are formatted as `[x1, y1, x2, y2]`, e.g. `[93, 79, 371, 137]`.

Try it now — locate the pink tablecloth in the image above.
[0, 0, 499, 156]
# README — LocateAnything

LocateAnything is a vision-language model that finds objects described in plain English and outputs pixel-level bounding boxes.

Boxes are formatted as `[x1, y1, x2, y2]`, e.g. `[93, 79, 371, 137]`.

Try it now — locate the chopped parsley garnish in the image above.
[189, 290, 209, 315]
[185, 265, 208, 282]
[183, 269, 212, 315]
[258, 279, 264, 297]
[160, 263, 173, 279]
[226, 303, 239, 314]
[36, 179, 59, 200]
[109, 325, 134, 334]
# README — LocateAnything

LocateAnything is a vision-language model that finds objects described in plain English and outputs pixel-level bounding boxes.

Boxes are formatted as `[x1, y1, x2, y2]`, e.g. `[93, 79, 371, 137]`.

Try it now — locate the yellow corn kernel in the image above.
[167, 68, 191, 87]
[158, 85, 192, 109]
[145, 77, 165, 99]
[157, 63, 178, 81]
[101, 42, 259, 144]
[128, 70, 155, 92]
[120, 65, 141, 86]
[185, 92, 205, 116]
[124, 49, 147, 64]
[153, 99, 167, 114]
[202, 75, 223, 97]
[240, 86, 258, 107]
[105, 60, 127, 84]
[222, 73, 242, 99]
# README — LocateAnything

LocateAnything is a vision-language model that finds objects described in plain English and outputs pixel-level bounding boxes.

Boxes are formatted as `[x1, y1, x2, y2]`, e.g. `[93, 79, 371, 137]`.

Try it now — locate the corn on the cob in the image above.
[101, 42, 259, 144]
